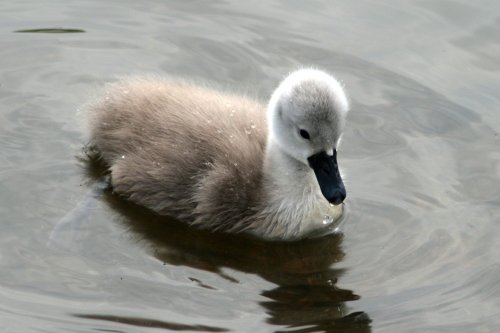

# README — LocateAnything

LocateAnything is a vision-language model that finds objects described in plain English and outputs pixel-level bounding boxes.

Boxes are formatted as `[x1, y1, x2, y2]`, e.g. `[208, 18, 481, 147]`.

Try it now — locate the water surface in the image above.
[1, 1, 499, 332]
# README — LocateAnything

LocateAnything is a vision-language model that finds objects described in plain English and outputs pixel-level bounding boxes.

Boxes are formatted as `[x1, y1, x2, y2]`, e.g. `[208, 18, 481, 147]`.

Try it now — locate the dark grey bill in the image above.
[307, 150, 346, 205]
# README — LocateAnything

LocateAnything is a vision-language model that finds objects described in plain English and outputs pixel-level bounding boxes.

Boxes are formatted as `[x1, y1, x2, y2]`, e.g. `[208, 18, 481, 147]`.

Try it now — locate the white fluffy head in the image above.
[267, 68, 349, 163]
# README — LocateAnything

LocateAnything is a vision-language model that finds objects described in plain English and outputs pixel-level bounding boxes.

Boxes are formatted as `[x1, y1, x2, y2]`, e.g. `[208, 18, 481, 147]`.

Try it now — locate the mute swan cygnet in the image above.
[88, 69, 349, 239]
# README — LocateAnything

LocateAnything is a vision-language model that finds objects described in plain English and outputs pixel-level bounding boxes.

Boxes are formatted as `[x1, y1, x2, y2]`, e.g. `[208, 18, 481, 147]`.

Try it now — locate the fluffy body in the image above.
[88, 69, 348, 239]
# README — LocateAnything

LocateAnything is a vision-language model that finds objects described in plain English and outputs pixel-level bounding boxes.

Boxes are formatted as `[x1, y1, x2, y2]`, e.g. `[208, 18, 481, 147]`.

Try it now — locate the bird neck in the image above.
[256, 141, 343, 239]
[263, 142, 314, 192]
[256, 141, 323, 237]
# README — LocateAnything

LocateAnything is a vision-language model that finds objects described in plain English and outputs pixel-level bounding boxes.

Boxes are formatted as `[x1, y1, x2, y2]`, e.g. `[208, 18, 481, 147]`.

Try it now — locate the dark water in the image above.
[1, 1, 500, 332]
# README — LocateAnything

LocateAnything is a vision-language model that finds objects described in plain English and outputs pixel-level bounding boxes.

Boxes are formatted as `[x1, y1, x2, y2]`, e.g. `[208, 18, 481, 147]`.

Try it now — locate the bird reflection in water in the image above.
[79, 157, 371, 332]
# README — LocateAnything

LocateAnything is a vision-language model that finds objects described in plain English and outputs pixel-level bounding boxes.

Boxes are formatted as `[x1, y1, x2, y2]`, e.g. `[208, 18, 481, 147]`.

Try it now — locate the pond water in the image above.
[1, 1, 499, 332]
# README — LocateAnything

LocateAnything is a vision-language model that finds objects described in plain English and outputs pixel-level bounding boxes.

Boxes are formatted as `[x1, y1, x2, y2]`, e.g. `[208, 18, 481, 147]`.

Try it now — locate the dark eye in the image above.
[299, 129, 310, 140]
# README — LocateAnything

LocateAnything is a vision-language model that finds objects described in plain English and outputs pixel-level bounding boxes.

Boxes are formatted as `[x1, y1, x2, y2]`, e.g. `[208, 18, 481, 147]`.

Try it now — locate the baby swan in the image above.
[88, 69, 349, 239]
